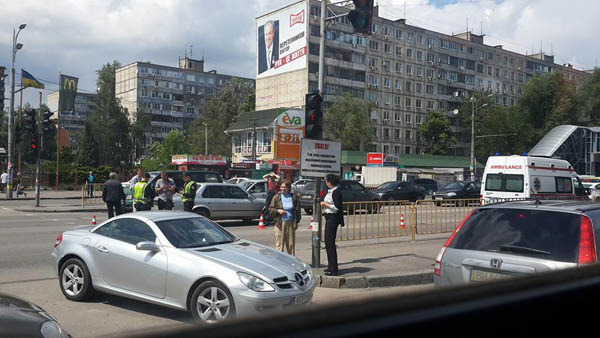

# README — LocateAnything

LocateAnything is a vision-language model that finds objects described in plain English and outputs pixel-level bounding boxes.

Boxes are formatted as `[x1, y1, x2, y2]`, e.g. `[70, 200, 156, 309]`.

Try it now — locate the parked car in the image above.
[172, 183, 265, 221]
[296, 179, 381, 214]
[583, 182, 600, 201]
[433, 181, 481, 206]
[434, 200, 600, 287]
[0, 292, 72, 337]
[239, 179, 268, 199]
[292, 179, 313, 193]
[121, 182, 133, 213]
[52, 212, 316, 324]
[373, 181, 425, 202]
[227, 177, 250, 185]
[413, 178, 439, 195]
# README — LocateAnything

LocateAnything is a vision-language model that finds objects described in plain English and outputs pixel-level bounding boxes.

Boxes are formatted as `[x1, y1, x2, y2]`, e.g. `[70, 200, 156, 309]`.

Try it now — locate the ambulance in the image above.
[480, 155, 587, 204]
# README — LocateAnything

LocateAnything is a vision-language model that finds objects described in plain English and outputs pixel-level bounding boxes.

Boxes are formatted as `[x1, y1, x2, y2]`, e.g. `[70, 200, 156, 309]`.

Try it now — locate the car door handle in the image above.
[96, 246, 109, 253]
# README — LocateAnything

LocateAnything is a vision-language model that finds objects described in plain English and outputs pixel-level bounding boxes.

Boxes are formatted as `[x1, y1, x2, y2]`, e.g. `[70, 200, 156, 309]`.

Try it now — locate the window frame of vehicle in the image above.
[202, 185, 228, 199]
[226, 185, 251, 199]
[93, 218, 158, 245]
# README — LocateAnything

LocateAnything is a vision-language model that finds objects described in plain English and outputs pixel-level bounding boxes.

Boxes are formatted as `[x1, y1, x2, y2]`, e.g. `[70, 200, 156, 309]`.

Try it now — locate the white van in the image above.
[481, 155, 587, 204]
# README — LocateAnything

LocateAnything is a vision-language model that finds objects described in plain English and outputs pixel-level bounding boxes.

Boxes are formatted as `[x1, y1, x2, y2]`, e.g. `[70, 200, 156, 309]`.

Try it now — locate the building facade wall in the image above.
[48, 91, 97, 150]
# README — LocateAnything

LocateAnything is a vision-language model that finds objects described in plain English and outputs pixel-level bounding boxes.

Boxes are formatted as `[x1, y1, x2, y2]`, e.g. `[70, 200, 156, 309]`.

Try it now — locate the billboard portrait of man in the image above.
[257, 20, 279, 75]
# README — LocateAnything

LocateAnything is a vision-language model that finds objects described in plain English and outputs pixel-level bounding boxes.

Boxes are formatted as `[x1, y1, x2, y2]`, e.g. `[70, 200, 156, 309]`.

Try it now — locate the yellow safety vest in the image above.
[133, 182, 148, 204]
[182, 181, 196, 203]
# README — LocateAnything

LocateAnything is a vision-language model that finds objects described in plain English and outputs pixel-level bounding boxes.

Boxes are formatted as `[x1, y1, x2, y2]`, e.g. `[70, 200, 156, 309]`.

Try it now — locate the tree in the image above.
[75, 122, 99, 167]
[141, 130, 190, 171]
[325, 94, 374, 151]
[419, 110, 455, 155]
[188, 78, 254, 156]
[476, 106, 533, 160]
[577, 69, 600, 124]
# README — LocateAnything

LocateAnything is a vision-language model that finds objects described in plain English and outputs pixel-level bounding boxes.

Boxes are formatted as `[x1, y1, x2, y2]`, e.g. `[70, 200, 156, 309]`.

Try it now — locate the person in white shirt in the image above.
[0, 171, 7, 193]
[320, 174, 345, 276]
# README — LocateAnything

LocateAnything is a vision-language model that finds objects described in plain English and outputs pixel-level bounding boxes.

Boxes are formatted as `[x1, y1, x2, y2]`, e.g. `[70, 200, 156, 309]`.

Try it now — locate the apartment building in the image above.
[48, 91, 97, 149]
[115, 57, 255, 149]
[256, 0, 590, 157]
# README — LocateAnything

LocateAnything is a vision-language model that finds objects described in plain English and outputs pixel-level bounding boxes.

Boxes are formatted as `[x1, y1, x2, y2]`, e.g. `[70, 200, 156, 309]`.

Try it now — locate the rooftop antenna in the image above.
[480, 21, 483, 35]
[404, 0, 406, 19]
[551, 43, 553, 56]
[184, 45, 187, 58]
[466, 17, 468, 33]
[190, 45, 193, 59]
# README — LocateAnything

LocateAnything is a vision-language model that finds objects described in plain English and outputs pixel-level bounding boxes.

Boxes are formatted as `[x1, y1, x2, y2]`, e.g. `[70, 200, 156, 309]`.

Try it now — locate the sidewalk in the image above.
[297, 234, 444, 289]
[3, 189, 83, 201]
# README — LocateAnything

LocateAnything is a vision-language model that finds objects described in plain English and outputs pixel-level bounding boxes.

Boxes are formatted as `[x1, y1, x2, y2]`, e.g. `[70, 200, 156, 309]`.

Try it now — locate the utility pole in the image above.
[36, 92, 41, 207]
[251, 119, 257, 161]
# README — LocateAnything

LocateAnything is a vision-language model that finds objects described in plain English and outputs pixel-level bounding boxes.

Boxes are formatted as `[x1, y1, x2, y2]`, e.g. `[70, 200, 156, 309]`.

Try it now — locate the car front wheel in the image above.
[191, 280, 236, 324]
[59, 258, 94, 301]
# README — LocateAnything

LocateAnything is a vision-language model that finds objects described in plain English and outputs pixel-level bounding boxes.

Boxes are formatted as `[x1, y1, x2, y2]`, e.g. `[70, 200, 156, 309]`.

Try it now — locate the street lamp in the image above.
[7, 23, 26, 199]
[470, 94, 494, 181]
[202, 121, 208, 155]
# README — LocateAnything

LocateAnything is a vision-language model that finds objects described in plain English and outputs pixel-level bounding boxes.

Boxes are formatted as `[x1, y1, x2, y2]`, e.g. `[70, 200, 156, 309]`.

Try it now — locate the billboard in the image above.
[300, 139, 342, 178]
[59, 74, 78, 113]
[275, 109, 304, 160]
[256, 1, 308, 79]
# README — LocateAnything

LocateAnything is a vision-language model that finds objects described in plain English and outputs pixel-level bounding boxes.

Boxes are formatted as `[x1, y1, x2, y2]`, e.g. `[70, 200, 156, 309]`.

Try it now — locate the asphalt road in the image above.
[0, 203, 435, 338]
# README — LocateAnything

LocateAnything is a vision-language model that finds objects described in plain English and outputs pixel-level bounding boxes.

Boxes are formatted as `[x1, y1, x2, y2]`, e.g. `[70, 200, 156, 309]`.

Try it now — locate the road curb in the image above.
[4, 196, 82, 201]
[317, 270, 433, 289]
[15, 208, 106, 213]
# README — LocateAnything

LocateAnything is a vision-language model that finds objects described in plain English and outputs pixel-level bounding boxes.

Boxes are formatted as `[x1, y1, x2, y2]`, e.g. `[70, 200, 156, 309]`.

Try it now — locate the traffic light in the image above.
[348, 0, 374, 35]
[23, 108, 38, 135]
[305, 92, 323, 140]
[41, 110, 53, 133]
[0, 67, 5, 112]
[31, 137, 38, 153]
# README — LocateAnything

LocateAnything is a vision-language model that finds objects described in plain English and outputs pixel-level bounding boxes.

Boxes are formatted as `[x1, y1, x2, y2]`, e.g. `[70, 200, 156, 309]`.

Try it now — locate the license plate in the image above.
[470, 268, 512, 282]
[435, 197, 444, 200]
[292, 292, 311, 304]
[303, 195, 313, 200]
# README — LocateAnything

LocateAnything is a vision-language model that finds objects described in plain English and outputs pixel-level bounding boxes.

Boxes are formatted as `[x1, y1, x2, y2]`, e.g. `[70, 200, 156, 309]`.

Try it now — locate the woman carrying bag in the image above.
[269, 180, 301, 255]
[320, 174, 344, 276]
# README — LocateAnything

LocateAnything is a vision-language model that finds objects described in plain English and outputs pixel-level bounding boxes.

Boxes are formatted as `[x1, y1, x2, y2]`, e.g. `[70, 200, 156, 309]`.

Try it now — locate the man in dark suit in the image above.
[258, 20, 279, 75]
[102, 172, 125, 219]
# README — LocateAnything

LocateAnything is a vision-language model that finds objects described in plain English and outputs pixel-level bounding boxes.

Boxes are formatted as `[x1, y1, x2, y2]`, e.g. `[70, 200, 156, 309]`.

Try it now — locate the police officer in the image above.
[133, 173, 152, 211]
[181, 172, 197, 212]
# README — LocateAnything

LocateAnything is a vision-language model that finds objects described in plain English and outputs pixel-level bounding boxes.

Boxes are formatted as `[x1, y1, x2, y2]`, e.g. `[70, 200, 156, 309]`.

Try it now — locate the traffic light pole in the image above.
[311, 0, 327, 269]
[36, 92, 42, 207]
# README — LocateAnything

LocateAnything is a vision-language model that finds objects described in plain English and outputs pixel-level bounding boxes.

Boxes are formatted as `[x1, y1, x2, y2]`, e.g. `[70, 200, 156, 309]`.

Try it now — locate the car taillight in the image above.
[578, 215, 596, 265]
[54, 233, 63, 248]
[320, 190, 326, 198]
[434, 210, 474, 277]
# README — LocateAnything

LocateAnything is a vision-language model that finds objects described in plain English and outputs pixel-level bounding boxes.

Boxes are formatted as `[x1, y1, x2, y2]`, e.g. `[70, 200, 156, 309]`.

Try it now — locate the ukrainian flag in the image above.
[22, 69, 45, 89]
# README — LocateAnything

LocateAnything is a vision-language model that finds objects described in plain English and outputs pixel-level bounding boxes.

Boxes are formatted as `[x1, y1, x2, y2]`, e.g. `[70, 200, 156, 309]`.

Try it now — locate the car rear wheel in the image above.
[59, 258, 94, 301]
[191, 280, 236, 324]
[194, 208, 210, 218]
[304, 208, 313, 215]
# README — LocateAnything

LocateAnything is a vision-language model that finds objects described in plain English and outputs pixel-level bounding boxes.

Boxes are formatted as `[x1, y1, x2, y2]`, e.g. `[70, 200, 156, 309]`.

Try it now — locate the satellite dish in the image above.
[452, 109, 459, 115]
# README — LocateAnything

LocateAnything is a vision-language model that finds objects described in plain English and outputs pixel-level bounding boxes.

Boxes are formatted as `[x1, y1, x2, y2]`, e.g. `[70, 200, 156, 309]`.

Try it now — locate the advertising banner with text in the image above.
[300, 139, 341, 178]
[275, 109, 305, 161]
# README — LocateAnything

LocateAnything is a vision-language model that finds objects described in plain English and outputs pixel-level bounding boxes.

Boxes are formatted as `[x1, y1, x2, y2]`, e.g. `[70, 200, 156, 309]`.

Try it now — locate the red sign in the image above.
[367, 152, 384, 166]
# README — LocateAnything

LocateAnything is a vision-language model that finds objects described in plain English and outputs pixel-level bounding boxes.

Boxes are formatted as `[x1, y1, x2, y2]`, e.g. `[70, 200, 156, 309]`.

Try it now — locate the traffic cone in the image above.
[257, 213, 266, 230]
[399, 213, 405, 229]
[92, 215, 97, 226]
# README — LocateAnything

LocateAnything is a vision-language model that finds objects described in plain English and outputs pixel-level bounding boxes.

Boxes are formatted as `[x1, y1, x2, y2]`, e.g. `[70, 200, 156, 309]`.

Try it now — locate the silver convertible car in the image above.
[51, 212, 316, 323]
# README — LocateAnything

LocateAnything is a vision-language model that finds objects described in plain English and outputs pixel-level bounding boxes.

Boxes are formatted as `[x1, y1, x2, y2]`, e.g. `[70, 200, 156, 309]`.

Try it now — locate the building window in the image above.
[383, 111, 390, 121]
[406, 48, 413, 58]
[405, 130, 411, 141]
[384, 43, 391, 54]
[405, 98, 412, 108]
[405, 81, 412, 93]
[395, 46, 402, 57]
[369, 40, 379, 51]
[395, 80, 402, 90]
[396, 29, 403, 40]
[416, 83, 422, 94]
[395, 95, 402, 106]
[383, 60, 390, 71]
[384, 94, 391, 105]
[395, 62, 402, 73]
[416, 50, 423, 61]
[406, 64, 413, 75]
[394, 112, 401, 121]
[383, 77, 391, 88]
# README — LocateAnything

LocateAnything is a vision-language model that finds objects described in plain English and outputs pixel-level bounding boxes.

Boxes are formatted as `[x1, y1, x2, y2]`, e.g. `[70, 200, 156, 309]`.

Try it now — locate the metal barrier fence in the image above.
[81, 183, 105, 207]
[333, 198, 481, 241]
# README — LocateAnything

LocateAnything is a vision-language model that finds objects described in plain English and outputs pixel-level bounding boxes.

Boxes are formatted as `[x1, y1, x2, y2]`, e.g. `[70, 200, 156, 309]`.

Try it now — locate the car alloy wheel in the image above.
[59, 258, 93, 301]
[191, 281, 235, 324]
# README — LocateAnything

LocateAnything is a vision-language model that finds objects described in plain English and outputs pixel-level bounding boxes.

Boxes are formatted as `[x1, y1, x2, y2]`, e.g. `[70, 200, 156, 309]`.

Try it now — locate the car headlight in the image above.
[447, 192, 456, 197]
[237, 272, 275, 292]
[41, 321, 66, 338]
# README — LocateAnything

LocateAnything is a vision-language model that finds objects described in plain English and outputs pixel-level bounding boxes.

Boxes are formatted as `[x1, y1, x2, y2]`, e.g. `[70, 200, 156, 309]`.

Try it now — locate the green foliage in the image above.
[188, 78, 254, 156]
[325, 94, 375, 151]
[419, 110, 455, 155]
[141, 130, 190, 171]
[578, 69, 600, 124]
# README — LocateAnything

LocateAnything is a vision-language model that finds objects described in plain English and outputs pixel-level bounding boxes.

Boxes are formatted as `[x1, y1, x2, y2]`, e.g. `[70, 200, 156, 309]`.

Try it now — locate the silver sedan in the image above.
[51, 212, 316, 323]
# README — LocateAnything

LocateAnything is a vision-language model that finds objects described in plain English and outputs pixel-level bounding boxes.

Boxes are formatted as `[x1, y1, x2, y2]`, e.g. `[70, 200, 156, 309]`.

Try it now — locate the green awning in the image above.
[341, 151, 484, 169]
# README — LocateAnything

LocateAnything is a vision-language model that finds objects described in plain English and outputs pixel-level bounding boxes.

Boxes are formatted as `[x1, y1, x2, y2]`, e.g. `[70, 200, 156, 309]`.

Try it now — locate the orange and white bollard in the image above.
[92, 215, 97, 226]
[257, 213, 266, 230]
[399, 213, 405, 229]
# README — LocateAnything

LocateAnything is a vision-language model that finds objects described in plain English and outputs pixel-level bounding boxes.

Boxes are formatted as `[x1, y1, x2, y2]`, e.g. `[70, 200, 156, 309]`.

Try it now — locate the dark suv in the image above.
[296, 179, 380, 214]
[435, 200, 600, 287]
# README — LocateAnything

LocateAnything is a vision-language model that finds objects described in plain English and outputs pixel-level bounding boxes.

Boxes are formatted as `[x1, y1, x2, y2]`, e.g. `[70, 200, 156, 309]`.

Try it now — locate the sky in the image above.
[0, 0, 598, 108]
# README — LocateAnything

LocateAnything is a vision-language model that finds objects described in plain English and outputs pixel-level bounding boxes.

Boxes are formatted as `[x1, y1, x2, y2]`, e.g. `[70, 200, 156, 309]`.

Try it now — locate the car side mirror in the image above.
[248, 194, 256, 200]
[136, 241, 160, 252]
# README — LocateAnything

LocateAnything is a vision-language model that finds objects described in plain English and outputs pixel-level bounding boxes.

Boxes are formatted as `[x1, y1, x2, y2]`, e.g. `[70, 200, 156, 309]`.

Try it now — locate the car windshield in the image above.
[376, 182, 397, 190]
[443, 182, 465, 190]
[155, 217, 237, 249]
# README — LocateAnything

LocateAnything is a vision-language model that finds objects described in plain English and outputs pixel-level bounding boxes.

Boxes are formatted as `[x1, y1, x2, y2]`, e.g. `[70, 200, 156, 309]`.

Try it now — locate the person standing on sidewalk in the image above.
[155, 171, 176, 210]
[263, 172, 280, 226]
[102, 172, 125, 218]
[1, 171, 7, 193]
[181, 172, 197, 212]
[269, 180, 301, 255]
[87, 171, 95, 198]
[133, 173, 152, 211]
[128, 168, 144, 212]
[320, 174, 344, 276]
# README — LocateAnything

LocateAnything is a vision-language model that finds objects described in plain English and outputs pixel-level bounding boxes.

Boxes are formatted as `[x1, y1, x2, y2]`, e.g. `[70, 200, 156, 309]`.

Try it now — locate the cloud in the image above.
[0, 0, 597, 107]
